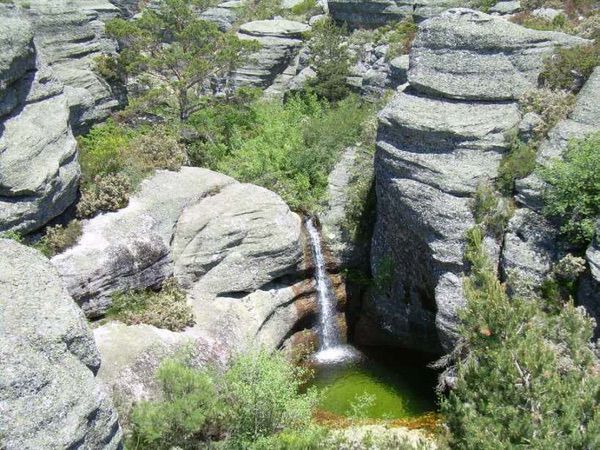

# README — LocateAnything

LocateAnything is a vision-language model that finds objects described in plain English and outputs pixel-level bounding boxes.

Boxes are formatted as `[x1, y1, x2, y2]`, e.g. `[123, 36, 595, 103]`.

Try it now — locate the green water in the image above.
[312, 347, 438, 419]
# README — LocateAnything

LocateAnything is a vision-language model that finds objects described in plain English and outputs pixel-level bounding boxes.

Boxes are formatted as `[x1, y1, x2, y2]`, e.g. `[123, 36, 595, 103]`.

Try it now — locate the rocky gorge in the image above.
[2, 0, 600, 447]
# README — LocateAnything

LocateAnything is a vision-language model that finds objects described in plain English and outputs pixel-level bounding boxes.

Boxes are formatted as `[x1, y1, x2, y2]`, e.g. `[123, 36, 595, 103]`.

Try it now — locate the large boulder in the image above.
[234, 19, 310, 89]
[365, 9, 581, 353]
[0, 239, 122, 449]
[0, 8, 80, 234]
[52, 168, 235, 317]
[408, 9, 587, 101]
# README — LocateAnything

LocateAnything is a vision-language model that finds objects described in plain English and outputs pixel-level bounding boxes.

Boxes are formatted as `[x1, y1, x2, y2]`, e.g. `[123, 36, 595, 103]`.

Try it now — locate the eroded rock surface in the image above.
[365, 9, 580, 352]
[0, 239, 122, 449]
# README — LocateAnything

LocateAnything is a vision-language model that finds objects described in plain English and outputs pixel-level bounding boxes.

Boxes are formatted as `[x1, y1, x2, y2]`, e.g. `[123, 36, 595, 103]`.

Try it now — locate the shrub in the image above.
[441, 226, 600, 448]
[108, 278, 194, 331]
[129, 349, 319, 449]
[519, 88, 576, 137]
[290, 0, 318, 16]
[384, 18, 418, 59]
[577, 13, 600, 40]
[307, 18, 353, 102]
[472, 181, 514, 237]
[540, 131, 600, 248]
[215, 94, 374, 211]
[496, 139, 537, 195]
[511, 11, 573, 32]
[77, 172, 132, 219]
[34, 221, 82, 257]
[0, 230, 23, 243]
[128, 128, 187, 173]
[539, 43, 600, 92]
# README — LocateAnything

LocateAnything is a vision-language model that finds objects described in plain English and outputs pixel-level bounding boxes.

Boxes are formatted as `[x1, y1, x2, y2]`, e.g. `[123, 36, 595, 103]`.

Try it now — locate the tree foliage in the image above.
[540, 131, 600, 248]
[441, 226, 600, 449]
[105, 0, 256, 120]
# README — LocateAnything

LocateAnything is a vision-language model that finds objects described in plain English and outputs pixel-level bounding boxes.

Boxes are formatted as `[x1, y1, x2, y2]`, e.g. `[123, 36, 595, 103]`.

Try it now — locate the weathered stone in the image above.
[200, 6, 238, 31]
[532, 7, 564, 21]
[234, 19, 310, 88]
[408, 8, 587, 101]
[52, 168, 235, 317]
[517, 67, 600, 210]
[518, 111, 544, 143]
[0, 239, 122, 449]
[173, 183, 303, 294]
[389, 54, 409, 86]
[328, 0, 464, 28]
[501, 208, 560, 291]
[489, 0, 521, 14]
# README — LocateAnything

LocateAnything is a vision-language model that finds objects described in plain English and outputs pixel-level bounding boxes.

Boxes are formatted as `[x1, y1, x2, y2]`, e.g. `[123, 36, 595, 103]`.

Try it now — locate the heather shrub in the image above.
[496, 138, 537, 195]
[34, 221, 82, 257]
[108, 278, 194, 332]
[539, 43, 600, 92]
[577, 13, 600, 40]
[519, 88, 576, 137]
[128, 128, 187, 173]
[77, 172, 132, 219]
[472, 181, 514, 237]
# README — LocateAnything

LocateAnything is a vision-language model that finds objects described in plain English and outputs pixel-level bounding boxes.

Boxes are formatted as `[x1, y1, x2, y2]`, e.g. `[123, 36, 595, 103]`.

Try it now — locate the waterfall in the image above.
[306, 217, 360, 364]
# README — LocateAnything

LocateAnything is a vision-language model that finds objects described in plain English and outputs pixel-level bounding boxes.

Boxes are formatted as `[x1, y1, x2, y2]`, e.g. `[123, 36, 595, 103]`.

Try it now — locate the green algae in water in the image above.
[312, 347, 438, 419]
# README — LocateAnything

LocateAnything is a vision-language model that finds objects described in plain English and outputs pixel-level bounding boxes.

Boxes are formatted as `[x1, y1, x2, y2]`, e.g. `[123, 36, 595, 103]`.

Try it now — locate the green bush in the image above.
[307, 18, 353, 102]
[129, 349, 319, 449]
[540, 131, 600, 248]
[290, 0, 318, 16]
[519, 88, 576, 138]
[383, 18, 418, 59]
[472, 182, 514, 237]
[496, 139, 537, 195]
[539, 43, 600, 92]
[441, 226, 600, 449]
[214, 94, 374, 211]
[577, 13, 600, 40]
[511, 11, 573, 32]
[108, 278, 194, 332]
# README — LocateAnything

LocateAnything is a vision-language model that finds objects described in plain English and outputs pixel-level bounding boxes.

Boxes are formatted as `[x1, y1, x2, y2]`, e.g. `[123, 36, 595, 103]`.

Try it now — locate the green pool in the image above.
[311, 347, 438, 420]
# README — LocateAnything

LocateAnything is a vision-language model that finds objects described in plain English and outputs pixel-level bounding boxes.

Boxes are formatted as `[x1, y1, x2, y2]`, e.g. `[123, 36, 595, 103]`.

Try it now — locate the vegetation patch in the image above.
[540, 131, 600, 249]
[441, 225, 600, 448]
[107, 278, 195, 332]
[33, 221, 82, 258]
[472, 181, 514, 238]
[539, 42, 600, 92]
[496, 138, 538, 196]
[519, 88, 576, 138]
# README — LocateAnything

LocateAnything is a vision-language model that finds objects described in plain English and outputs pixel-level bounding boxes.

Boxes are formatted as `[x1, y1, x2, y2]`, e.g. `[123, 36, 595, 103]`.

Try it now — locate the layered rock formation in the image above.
[234, 19, 310, 92]
[328, 0, 465, 28]
[0, 1, 122, 234]
[0, 239, 122, 449]
[362, 9, 585, 353]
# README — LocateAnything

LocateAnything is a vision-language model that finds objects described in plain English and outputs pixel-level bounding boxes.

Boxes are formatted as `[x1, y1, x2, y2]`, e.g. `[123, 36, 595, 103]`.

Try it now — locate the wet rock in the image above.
[0, 239, 122, 449]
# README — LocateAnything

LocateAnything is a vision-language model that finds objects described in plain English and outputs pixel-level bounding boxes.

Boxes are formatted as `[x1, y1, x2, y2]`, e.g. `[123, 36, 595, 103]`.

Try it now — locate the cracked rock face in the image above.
[0, 239, 122, 449]
[365, 9, 580, 353]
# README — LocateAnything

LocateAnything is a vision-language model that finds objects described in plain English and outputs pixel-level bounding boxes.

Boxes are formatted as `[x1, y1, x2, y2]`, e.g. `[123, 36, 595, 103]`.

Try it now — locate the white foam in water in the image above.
[313, 344, 362, 365]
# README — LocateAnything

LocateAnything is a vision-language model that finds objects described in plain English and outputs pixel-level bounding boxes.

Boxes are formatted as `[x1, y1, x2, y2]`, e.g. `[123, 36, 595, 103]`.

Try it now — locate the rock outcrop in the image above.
[234, 19, 310, 91]
[0, 239, 122, 449]
[365, 9, 584, 353]
[0, 8, 80, 234]
[52, 168, 235, 317]
[328, 0, 465, 28]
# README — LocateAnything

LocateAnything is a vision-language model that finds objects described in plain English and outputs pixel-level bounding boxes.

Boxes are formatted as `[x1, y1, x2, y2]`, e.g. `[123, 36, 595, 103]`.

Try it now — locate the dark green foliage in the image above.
[497, 139, 537, 195]
[108, 278, 194, 331]
[290, 0, 318, 16]
[442, 226, 600, 449]
[539, 42, 600, 92]
[128, 350, 319, 449]
[540, 131, 600, 248]
[307, 18, 353, 102]
[472, 182, 514, 237]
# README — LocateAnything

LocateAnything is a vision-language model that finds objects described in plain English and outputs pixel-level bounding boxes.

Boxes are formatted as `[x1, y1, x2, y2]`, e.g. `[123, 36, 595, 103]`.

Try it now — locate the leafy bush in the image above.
[128, 128, 187, 173]
[496, 139, 537, 195]
[540, 131, 600, 248]
[129, 350, 319, 449]
[383, 18, 418, 59]
[307, 18, 353, 102]
[539, 43, 600, 92]
[108, 278, 194, 331]
[214, 94, 374, 211]
[239, 0, 283, 21]
[34, 221, 82, 257]
[290, 0, 319, 16]
[441, 226, 600, 448]
[77, 173, 132, 219]
[511, 11, 572, 32]
[519, 88, 576, 138]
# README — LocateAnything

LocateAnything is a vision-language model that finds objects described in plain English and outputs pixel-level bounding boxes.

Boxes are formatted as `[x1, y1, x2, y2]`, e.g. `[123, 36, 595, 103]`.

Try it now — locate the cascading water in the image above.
[306, 217, 360, 364]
